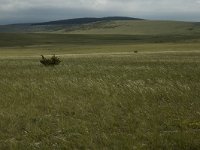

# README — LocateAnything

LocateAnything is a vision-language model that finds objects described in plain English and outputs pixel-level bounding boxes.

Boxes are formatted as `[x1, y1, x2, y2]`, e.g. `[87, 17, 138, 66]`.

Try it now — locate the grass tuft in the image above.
[40, 55, 61, 66]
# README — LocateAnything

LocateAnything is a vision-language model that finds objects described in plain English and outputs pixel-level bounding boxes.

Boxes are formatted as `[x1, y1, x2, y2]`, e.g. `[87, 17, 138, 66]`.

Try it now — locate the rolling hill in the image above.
[0, 17, 199, 35]
[0, 17, 142, 33]
[32, 16, 142, 25]
[65, 20, 200, 35]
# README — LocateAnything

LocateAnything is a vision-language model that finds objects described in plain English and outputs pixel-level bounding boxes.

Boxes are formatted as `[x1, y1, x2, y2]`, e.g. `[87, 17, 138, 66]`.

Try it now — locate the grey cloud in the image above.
[0, 0, 200, 24]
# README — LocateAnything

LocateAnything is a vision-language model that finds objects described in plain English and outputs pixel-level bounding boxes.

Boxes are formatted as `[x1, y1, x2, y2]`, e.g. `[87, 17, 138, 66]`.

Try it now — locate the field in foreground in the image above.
[0, 33, 200, 149]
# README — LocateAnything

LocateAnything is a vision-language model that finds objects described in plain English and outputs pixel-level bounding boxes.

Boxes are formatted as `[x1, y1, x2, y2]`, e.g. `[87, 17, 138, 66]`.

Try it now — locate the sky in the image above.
[0, 0, 200, 24]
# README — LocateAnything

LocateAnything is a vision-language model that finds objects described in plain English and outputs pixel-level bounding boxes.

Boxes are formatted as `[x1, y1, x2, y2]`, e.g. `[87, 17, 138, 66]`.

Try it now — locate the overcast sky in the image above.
[0, 0, 200, 24]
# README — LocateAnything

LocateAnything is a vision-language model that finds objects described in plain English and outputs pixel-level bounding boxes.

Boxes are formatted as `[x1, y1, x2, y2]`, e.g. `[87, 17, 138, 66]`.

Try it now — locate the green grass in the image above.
[0, 32, 200, 58]
[1, 20, 200, 35]
[66, 20, 200, 35]
[0, 32, 200, 149]
[1, 53, 200, 149]
[0, 33, 200, 47]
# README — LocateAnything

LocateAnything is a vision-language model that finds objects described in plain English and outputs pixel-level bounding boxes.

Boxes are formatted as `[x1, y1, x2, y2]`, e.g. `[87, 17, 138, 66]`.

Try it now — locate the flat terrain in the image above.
[0, 32, 200, 149]
[0, 33, 200, 57]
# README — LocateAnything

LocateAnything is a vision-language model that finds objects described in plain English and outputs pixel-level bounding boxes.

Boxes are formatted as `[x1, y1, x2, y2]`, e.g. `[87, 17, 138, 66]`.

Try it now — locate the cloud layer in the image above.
[0, 0, 200, 24]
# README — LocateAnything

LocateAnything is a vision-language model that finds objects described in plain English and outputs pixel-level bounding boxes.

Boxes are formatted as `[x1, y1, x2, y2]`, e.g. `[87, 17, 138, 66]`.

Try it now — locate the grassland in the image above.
[0, 33, 200, 57]
[0, 32, 200, 149]
[66, 20, 200, 35]
[1, 20, 200, 35]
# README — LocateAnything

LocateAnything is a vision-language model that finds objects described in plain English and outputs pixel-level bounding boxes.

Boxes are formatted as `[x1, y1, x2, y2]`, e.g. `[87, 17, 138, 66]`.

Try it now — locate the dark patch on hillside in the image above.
[0, 33, 200, 47]
[32, 17, 143, 26]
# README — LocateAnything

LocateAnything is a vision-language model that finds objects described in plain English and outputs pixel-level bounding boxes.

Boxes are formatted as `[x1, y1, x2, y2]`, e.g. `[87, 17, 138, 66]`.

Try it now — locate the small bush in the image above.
[40, 55, 61, 66]
[134, 50, 138, 53]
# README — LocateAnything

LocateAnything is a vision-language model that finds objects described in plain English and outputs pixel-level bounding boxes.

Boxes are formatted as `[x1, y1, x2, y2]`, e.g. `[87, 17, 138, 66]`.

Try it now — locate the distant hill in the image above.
[65, 20, 200, 35]
[32, 17, 143, 26]
[0, 17, 199, 35]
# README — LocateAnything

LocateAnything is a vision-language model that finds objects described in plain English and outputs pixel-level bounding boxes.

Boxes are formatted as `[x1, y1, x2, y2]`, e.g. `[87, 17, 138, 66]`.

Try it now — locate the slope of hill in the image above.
[0, 17, 199, 35]
[32, 17, 142, 25]
[65, 20, 200, 35]
[0, 17, 142, 33]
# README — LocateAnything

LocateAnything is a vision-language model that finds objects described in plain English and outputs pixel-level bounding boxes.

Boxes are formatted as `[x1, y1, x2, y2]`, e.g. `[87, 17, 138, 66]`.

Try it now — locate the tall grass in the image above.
[0, 52, 200, 149]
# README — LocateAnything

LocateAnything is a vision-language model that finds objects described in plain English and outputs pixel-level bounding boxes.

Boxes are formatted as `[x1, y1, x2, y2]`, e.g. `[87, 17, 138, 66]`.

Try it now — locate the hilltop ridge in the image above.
[32, 16, 143, 26]
[0, 17, 199, 35]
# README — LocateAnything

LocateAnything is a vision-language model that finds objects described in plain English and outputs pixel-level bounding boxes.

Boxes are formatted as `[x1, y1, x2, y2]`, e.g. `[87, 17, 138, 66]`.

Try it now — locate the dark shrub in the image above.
[40, 55, 61, 66]
[134, 50, 138, 53]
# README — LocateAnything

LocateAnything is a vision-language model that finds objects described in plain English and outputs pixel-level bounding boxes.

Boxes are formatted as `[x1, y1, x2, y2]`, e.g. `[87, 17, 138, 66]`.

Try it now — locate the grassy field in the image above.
[1, 20, 200, 35]
[0, 33, 200, 149]
[66, 20, 200, 35]
[0, 33, 200, 57]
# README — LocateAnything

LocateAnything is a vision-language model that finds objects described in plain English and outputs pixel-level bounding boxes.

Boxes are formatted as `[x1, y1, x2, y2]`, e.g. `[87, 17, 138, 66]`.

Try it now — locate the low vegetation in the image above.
[40, 55, 61, 66]
[0, 31, 199, 149]
[0, 52, 200, 149]
[0, 20, 200, 34]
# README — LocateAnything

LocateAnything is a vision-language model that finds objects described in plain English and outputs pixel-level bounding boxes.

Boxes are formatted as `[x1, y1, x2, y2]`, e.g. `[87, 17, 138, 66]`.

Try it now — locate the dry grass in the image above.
[0, 52, 200, 149]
